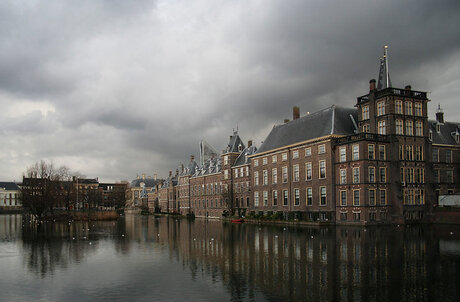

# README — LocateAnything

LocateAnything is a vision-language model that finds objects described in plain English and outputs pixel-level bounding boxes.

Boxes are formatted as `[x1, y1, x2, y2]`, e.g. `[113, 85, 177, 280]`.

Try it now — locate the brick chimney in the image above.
[293, 106, 300, 120]
[247, 140, 253, 147]
[190, 155, 194, 162]
[369, 79, 376, 91]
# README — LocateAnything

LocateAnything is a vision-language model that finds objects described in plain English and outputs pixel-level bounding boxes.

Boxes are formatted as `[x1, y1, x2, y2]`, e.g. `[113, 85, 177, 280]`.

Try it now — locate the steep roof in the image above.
[180, 159, 199, 176]
[257, 105, 358, 154]
[224, 131, 245, 153]
[234, 145, 258, 166]
[0, 182, 20, 191]
[429, 120, 460, 145]
[131, 178, 162, 188]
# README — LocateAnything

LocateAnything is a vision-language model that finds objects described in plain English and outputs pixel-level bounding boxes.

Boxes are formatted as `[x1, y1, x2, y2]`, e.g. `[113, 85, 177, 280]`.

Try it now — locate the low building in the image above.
[0, 182, 21, 211]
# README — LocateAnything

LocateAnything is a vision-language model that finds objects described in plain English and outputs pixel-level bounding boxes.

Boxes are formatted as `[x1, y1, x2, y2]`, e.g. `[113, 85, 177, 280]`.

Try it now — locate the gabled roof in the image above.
[257, 105, 358, 154]
[180, 159, 199, 176]
[224, 131, 245, 153]
[429, 120, 460, 145]
[193, 157, 221, 177]
[0, 182, 20, 191]
[131, 178, 162, 188]
[234, 145, 258, 167]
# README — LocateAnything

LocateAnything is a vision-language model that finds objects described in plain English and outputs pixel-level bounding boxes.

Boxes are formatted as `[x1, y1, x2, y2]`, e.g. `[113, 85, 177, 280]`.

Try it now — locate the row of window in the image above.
[433, 169, 454, 183]
[339, 189, 387, 206]
[339, 144, 386, 162]
[362, 101, 423, 119]
[398, 145, 424, 161]
[340, 167, 387, 184]
[340, 211, 387, 222]
[432, 148, 453, 163]
[254, 187, 327, 207]
[253, 145, 327, 167]
[190, 183, 225, 196]
[403, 188, 426, 205]
[395, 120, 424, 136]
[254, 160, 327, 185]
[233, 182, 250, 193]
[233, 166, 250, 178]
[400, 168, 425, 184]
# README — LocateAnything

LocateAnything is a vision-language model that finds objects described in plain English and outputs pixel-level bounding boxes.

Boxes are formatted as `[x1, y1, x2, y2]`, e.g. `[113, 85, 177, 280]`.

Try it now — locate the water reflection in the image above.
[1, 214, 459, 302]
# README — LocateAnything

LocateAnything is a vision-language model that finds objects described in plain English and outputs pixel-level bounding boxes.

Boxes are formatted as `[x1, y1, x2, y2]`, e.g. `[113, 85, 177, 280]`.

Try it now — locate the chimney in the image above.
[169, 171, 172, 177]
[154, 173, 157, 180]
[436, 104, 444, 124]
[405, 85, 411, 90]
[142, 174, 145, 180]
[247, 140, 253, 147]
[369, 79, 376, 91]
[293, 106, 300, 120]
[284, 119, 290, 124]
[190, 155, 194, 162]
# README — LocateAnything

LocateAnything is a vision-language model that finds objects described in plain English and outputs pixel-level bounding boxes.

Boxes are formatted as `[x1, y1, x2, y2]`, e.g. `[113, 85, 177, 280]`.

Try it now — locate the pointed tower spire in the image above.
[377, 45, 392, 90]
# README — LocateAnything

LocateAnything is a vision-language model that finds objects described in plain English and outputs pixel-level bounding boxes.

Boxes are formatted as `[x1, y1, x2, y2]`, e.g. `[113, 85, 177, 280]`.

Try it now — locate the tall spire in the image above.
[377, 45, 392, 90]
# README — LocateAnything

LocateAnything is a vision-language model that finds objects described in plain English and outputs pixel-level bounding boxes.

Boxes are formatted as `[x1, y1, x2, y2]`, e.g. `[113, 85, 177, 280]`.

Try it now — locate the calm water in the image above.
[0, 214, 459, 302]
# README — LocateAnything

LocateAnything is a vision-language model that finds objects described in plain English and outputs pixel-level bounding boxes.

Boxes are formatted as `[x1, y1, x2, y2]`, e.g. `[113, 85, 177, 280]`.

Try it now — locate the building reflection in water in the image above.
[132, 217, 459, 302]
[1, 214, 459, 301]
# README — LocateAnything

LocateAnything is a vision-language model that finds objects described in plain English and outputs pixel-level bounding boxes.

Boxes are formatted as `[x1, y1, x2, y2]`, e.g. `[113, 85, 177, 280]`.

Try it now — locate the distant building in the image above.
[0, 182, 21, 211]
[126, 174, 162, 209]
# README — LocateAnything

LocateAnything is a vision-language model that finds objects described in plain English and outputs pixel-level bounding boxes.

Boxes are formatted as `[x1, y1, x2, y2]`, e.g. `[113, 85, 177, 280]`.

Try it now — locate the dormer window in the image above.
[436, 123, 441, 133]
[429, 129, 432, 141]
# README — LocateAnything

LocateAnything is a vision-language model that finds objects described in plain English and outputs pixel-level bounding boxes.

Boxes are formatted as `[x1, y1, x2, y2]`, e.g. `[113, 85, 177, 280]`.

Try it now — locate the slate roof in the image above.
[194, 157, 222, 177]
[180, 159, 200, 176]
[257, 105, 358, 154]
[0, 182, 20, 191]
[224, 131, 245, 153]
[77, 178, 98, 184]
[429, 120, 460, 145]
[161, 174, 178, 188]
[234, 145, 258, 167]
[131, 178, 162, 188]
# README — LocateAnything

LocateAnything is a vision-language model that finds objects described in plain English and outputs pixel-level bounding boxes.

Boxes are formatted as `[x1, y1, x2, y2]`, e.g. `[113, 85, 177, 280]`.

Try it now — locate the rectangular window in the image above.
[263, 191, 268, 206]
[318, 144, 326, 154]
[368, 167, 375, 183]
[362, 124, 370, 133]
[380, 189, 387, 205]
[262, 157, 267, 165]
[294, 189, 300, 206]
[340, 147, 346, 162]
[368, 144, 375, 160]
[406, 145, 414, 160]
[414, 102, 422, 116]
[246, 167, 249, 176]
[283, 190, 288, 206]
[340, 191, 347, 206]
[362, 105, 369, 120]
[446, 150, 452, 163]
[446, 170, 454, 183]
[272, 168, 278, 184]
[254, 171, 259, 186]
[405, 120, 413, 136]
[369, 189, 376, 206]
[234, 169, 238, 178]
[254, 192, 259, 207]
[380, 167, 386, 182]
[399, 145, 404, 160]
[293, 164, 299, 182]
[224, 155, 229, 165]
[377, 101, 385, 116]
[379, 145, 386, 160]
[320, 187, 327, 206]
[405, 101, 413, 115]
[340, 212, 348, 221]
[415, 121, 423, 136]
[305, 147, 311, 156]
[282, 153, 287, 161]
[319, 160, 326, 179]
[306, 162, 312, 180]
[263, 170, 268, 185]
[415, 146, 423, 161]
[254, 159, 259, 167]
[239, 168, 244, 178]
[353, 190, 360, 206]
[396, 119, 404, 135]
[395, 100, 403, 114]
[272, 155, 277, 163]
[352, 145, 359, 160]
[293, 151, 299, 159]
[433, 148, 439, 162]
[273, 190, 278, 206]
[306, 188, 313, 206]
[282, 166, 288, 183]
[340, 169, 347, 184]
[353, 167, 360, 183]
[378, 120, 386, 135]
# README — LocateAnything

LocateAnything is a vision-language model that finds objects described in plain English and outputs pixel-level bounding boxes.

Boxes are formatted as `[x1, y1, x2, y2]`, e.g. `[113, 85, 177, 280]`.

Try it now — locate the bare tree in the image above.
[22, 160, 76, 220]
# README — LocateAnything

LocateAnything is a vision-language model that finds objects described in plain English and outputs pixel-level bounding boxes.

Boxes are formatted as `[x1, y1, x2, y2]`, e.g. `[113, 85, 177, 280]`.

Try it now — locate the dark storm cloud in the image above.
[1, 0, 460, 181]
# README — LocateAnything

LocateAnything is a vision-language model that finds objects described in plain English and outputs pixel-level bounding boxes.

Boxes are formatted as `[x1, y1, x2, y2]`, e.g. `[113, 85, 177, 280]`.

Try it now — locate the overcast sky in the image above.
[1, 0, 459, 182]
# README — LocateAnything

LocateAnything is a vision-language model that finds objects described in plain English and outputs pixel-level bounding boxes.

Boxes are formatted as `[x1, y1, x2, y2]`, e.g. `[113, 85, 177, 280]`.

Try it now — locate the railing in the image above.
[357, 87, 428, 103]
[334, 133, 390, 145]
